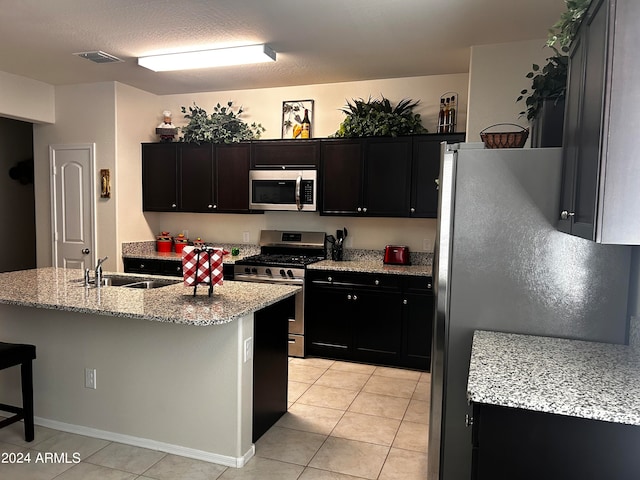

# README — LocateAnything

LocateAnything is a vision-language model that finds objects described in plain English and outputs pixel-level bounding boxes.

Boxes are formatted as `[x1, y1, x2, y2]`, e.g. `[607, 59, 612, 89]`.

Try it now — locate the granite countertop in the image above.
[467, 330, 640, 426]
[309, 259, 432, 277]
[0, 267, 300, 327]
[122, 241, 433, 276]
[122, 241, 260, 264]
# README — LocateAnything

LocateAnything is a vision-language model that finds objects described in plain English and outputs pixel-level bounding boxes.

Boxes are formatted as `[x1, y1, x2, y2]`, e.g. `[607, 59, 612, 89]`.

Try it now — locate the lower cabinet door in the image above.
[352, 290, 402, 364]
[402, 292, 433, 370]
[305, 287, 353, 358]
[473, 403, 640, 480]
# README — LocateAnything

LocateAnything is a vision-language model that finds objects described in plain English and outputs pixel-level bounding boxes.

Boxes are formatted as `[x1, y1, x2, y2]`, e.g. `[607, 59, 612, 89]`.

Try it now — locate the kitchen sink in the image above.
[90, 275, 181, 289]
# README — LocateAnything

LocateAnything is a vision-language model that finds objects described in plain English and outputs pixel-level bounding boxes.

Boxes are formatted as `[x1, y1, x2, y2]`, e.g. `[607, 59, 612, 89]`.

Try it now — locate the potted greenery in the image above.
[516, 0, 590, 146]
[332, 95, 427, 138]
[180, 101, 265, 144]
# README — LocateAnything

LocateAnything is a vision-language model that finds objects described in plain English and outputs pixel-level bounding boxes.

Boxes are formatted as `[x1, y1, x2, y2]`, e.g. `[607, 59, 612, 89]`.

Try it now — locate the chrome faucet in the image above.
[95, 256, 108, 286]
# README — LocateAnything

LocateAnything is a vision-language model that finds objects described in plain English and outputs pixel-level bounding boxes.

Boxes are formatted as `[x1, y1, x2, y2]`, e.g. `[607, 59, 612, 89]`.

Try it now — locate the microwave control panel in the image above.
[301, 180, 314, 204]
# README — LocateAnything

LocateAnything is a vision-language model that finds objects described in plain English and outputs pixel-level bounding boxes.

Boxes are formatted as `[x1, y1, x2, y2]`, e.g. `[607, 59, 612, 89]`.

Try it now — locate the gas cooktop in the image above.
[235, 253, 325, 268]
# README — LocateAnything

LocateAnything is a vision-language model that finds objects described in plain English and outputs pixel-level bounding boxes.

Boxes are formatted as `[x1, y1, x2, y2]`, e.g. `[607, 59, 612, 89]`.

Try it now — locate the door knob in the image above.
[560, 210, 575, 220]
[82, 248, 90, 255]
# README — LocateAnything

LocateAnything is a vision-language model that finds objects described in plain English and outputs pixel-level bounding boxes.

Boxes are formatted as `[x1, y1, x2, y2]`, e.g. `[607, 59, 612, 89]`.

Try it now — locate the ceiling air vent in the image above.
[73, 51, 124, 64]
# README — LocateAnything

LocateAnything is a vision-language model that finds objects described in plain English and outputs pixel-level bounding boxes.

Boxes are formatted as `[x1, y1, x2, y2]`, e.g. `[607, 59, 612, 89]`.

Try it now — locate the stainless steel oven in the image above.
[249, 170, 317, 211]
[233, 230, 326, 357]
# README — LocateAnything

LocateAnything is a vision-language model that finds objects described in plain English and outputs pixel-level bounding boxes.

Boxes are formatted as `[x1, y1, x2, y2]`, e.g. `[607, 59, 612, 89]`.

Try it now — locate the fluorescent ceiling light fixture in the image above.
[138, 44, 276, 72]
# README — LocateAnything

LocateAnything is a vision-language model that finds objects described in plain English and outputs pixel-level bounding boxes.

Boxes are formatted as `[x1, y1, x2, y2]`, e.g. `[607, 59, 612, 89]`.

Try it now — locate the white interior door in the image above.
[50, 144, 96, 269]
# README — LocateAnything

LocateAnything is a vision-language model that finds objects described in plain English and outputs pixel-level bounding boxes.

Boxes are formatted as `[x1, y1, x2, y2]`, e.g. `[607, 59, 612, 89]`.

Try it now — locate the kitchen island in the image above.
[0, 267, 300, 467]
[467, 330, 640, 479]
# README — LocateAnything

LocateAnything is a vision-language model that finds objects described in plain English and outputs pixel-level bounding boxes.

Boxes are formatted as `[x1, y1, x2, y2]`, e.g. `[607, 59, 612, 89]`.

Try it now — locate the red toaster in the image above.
[383, 245, 410, 265]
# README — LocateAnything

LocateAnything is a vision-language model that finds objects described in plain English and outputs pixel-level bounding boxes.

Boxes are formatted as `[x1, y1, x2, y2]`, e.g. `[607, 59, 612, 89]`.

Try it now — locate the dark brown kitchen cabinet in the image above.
[401, 276, 433, 370]
[411, 133, 465, 217]
[142, 143, 179, 211]
[180, 143, 214, 212]
[142, 142, 252, 213]
[251, 139, 319, 169]
[215, 143, 251, 212]
[471, 402, 640, 479]
[559, 0, 640, 244]
[320, 137, 412, 217]
[305, 270, 431, 370]
[363, 137, 412, 216]
[320, 139, 363, 215]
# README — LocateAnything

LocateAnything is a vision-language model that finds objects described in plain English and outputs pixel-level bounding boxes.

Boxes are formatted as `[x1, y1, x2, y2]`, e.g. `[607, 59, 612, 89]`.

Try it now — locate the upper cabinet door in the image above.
[251, 140, 319, 169]
[320, 139, 363, 215]
[411, 134, 465, 218]
[363, 137, 412, 217]
[142, 143, 179, 212]
[180, 143, 214, 213]
[215, 143, 251, 213]
[560, 0, 640, 244]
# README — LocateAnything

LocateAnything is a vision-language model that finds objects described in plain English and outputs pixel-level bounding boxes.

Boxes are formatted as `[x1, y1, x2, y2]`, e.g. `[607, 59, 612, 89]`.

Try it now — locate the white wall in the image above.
[115, 83, 159, 251]
[0, 118, 36, 271]
[466, 39, 551, 144]
[158, 74, 469, 140]
[0, 71, 55, 123]
[33, 82, 117, 267]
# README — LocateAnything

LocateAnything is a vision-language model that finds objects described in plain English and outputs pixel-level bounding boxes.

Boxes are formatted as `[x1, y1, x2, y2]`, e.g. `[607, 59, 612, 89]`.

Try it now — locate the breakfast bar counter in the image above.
[0, 267, 300, 326]
[0, 267, 299, 468]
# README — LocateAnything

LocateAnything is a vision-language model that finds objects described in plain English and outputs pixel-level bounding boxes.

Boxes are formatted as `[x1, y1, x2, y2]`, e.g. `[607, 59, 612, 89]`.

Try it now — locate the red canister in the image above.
[156, 231, 172, 253]
[173, 233, 189, 254]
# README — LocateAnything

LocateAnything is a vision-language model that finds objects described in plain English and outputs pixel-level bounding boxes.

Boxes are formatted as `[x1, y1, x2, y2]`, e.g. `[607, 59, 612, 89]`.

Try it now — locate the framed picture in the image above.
[282, 99, 314, 139]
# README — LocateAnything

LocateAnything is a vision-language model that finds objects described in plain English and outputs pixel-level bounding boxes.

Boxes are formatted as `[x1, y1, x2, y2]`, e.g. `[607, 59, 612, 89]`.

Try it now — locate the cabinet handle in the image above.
[353, 294, 358, 301]
[560, 210, 575, 220]
[208, 204, 213, 209]
[357, 207, 362, 212]
[410, 207, 415, 213]
[427, 283, 432, 289]
[362, 207, 368, 213]
[140, 264, 145, 269]
[328, 276, 332, 282]
[171, 203, 177, 208]
[435, 178, 440, 190]
[347, 294, 352, 300]
[214, 204, 217, 209]
[403, 299, 408, 305]
[374, 279, 380, 286]
[465, 414, 474, 427]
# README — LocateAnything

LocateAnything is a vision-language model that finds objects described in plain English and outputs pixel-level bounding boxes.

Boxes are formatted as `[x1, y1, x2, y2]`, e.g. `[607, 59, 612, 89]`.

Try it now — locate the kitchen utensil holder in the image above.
[331, 244, 343, 261]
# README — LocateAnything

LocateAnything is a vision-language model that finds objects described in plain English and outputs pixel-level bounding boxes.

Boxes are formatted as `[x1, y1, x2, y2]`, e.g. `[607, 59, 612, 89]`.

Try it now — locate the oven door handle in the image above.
[295, 175, 302, 211]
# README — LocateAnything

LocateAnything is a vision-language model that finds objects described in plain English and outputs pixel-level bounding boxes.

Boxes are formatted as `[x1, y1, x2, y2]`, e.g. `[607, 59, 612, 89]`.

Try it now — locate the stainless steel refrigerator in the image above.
[428, 143, 631, 480]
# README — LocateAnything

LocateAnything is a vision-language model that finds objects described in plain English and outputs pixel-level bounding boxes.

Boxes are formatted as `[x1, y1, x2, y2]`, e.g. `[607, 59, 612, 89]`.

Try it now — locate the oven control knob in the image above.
[251, 268, 258, 274]
[265, 268, 272, 276]
[280, 269, 286, 277]
[287, 270, 294, 278]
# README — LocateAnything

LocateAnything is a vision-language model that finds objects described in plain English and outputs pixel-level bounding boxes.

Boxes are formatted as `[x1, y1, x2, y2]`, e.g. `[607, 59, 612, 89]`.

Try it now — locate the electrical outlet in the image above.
[244, 337, 253, 362]
[84, 368, 97, 389]
[242, 231, 250, 243]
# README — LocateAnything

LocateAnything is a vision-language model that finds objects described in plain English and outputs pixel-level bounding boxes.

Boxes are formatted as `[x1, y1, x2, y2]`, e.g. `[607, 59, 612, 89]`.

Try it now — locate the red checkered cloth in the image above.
[182, 246, 224, 287]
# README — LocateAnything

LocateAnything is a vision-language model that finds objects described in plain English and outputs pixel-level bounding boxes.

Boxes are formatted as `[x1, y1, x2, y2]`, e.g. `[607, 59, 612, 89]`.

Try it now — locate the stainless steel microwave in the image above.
[249, 170, 317, 211]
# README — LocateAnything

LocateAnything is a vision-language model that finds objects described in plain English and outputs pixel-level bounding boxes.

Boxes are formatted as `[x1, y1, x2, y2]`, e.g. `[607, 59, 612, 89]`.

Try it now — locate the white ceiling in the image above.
[0, 0, 565, 96]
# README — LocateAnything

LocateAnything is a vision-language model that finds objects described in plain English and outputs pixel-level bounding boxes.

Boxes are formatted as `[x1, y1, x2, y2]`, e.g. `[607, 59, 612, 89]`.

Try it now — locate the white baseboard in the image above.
[34, 416, 255, 468]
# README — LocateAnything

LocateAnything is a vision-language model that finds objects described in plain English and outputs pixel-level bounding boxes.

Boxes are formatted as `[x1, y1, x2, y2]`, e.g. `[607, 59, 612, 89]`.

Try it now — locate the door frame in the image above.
[49, 143, 97, 268]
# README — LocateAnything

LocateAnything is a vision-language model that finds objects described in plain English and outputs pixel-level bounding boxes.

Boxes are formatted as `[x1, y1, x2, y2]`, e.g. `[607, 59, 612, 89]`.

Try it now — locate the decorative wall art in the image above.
[282, 99, 314, 139]
[100, 169, 111, 198]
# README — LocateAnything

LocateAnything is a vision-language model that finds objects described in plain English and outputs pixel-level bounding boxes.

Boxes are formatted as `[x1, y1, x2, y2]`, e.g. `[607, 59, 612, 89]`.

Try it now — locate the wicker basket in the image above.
[480, 123, 529, 149]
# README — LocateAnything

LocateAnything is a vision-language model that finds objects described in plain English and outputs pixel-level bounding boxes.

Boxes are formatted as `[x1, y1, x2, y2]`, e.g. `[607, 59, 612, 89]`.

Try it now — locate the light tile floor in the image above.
[0, 358, 430, 480]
